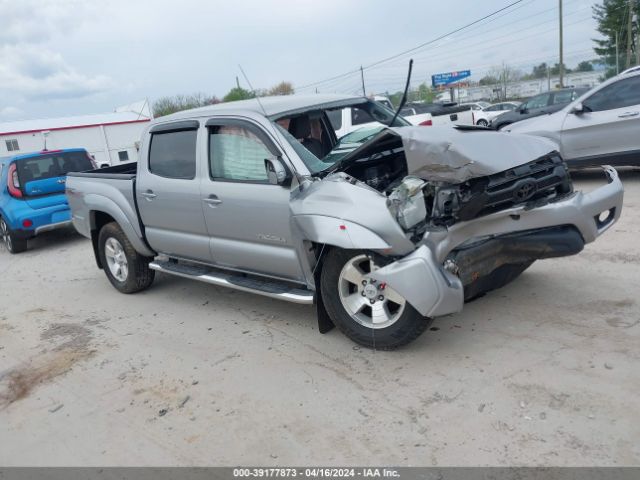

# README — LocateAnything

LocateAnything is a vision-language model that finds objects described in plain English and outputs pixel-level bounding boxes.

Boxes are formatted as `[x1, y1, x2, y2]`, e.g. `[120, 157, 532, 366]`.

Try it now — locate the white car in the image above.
[506, 70, 640, 168]
[473, 102, 521, 127]
[459, 101, 491, 111]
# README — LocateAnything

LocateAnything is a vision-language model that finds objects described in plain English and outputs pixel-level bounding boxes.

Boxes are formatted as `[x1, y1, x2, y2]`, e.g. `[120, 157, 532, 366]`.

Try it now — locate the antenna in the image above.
[388, 59, 414, 127]
[238, 64, 291, 159]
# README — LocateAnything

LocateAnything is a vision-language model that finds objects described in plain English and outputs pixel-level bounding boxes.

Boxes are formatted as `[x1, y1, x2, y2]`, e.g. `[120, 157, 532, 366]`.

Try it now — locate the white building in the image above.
[0, 101, 151, 167]
[436, 71, 603, 103]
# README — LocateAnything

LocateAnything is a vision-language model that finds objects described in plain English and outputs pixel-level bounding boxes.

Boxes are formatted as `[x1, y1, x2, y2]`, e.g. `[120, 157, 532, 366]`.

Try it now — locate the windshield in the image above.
[274, 99, 408, 174]
[16, 150, 93, 183]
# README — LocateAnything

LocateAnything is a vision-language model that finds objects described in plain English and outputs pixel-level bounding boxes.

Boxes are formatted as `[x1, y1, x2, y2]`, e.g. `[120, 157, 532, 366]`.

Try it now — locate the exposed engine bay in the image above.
[338, 127, 574, 236]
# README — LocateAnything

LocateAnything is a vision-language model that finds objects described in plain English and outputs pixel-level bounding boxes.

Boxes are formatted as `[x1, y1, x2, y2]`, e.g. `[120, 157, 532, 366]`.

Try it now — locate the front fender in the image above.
[292, 214, 390, 250]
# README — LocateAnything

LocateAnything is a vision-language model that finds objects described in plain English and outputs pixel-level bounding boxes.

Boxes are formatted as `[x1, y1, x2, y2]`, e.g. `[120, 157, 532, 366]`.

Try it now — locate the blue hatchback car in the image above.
[0, 148, 95, 253]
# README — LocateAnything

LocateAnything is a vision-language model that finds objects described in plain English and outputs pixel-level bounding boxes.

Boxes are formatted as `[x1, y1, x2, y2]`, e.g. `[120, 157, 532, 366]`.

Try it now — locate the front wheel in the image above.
[476, 119, 489, 127]
[320, 249, 432, 350]
[1, 217, 27, 254]
[98, 222, 155, 293]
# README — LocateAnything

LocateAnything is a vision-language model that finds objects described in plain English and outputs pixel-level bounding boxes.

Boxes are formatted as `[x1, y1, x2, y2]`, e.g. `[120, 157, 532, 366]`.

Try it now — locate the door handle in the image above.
[203, 195, 222, 207]
[140, 190, 157, 200]
[618, 112, 639, 118]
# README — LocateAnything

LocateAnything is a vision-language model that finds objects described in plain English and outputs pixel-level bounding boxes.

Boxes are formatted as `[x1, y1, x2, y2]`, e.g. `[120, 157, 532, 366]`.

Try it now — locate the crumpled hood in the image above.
[392, 126, 559, 183]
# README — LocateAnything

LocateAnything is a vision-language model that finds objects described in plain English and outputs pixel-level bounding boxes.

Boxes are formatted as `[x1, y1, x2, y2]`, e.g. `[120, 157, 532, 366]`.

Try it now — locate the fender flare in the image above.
[292, 215, 391, 251]
[84, 194, 155, 258]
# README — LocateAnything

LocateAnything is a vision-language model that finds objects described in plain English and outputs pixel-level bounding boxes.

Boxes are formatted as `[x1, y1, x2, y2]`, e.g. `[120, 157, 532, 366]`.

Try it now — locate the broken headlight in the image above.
[387, 176, 428, 230]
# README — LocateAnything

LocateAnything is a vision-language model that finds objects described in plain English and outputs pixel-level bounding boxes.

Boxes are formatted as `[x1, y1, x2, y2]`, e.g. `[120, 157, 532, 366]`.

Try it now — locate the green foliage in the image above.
[592, 0, 639, 78]
[576, 60, 595, 72]
[223, 87, 255, 102]
[153, 93, 220, 117]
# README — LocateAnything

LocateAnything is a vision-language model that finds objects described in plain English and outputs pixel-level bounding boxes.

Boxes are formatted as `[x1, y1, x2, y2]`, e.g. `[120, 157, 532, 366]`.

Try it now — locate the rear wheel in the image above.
[0, 217, 27, 254]
[98, 222, 155, 293]
[321, 249, 432, 350]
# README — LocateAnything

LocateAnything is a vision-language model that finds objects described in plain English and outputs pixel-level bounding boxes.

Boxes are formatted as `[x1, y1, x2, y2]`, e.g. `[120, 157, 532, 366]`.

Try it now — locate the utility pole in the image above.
[559, 0, 564, 88]
[235, 76, 240, 89]
[360, 66, 366, 96]
[547, 64, 551, 91]
[616, 31, 620, 74]
[635, 11, 639, 65]
[627, 0, 634, 68]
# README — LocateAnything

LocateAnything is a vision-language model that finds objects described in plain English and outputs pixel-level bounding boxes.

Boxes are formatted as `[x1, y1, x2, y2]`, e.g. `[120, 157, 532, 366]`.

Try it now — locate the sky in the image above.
[0, 0, 601, 121]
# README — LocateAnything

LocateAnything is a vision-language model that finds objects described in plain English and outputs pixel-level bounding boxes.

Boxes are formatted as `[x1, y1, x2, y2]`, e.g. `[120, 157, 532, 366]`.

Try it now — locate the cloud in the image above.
[0, 106, 24, 121]
[0, 0, 92, 44]
[0, 45, 113, 101]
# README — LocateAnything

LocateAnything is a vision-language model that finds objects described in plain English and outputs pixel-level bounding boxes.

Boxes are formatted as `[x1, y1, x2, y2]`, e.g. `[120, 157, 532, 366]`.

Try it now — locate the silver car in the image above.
[506, 70, 640, 167]
[66, 94, 624, 349]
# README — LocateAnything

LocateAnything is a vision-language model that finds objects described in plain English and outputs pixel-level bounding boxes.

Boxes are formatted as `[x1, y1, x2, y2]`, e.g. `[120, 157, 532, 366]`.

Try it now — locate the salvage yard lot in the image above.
[1, 170, 639, 466]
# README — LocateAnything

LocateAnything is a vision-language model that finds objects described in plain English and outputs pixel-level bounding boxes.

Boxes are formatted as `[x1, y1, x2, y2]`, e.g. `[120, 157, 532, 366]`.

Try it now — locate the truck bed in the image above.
[65, 161, 150, 255]
[67, 161, 137, 179]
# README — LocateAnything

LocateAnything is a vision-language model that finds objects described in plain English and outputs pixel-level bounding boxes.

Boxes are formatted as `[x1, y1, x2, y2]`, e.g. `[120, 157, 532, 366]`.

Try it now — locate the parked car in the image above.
[1, 148, 95, 253]
[473, 102, 521, 126]
[491, 88, 589, 130]
[459, 101, 491, 111]
[505, 70, 640, 167]
[403, 102, 475, 126]
[328, 96, 433, 138]
[66, 94, 623, 349]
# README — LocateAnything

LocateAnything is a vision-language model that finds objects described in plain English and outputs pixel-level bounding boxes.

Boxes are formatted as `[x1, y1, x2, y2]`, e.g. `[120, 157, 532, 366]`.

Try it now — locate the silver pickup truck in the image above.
[66, 94, 624, 349]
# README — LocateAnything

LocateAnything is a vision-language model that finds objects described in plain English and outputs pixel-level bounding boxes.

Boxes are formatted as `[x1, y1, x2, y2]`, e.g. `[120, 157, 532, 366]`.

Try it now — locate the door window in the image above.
[525, 93, 551, 110]
[551, 90, 574, 104]
[149, 129, 197, 179]
[209, 125, 271, 182]
[583, 76, 640, 112]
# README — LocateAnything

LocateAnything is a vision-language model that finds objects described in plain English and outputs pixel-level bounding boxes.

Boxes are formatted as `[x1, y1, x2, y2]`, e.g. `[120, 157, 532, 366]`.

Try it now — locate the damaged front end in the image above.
[301, 126, 624, 318]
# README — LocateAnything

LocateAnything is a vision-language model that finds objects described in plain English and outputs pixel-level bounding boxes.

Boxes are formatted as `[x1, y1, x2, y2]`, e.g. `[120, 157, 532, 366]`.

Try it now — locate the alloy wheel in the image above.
[104, 237, 129, 282]
[0, 219, 12, 252]
[337, 254, 406, 329]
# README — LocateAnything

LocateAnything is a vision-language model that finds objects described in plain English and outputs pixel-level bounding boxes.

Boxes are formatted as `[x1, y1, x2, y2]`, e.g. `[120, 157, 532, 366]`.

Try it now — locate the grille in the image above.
[475, 153, 573, 217]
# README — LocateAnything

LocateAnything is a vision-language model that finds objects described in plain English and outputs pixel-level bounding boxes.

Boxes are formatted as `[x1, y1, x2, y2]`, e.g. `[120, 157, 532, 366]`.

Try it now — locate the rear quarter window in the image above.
[149, 129, 197, 179]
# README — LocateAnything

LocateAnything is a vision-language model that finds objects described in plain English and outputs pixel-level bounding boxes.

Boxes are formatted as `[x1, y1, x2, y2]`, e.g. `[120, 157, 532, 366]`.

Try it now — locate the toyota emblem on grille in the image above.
[513, 180, 537, 201]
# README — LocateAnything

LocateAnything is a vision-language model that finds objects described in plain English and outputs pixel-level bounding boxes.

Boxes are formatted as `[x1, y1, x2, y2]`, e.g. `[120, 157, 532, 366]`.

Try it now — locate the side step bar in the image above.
[149, 260, 314, 305]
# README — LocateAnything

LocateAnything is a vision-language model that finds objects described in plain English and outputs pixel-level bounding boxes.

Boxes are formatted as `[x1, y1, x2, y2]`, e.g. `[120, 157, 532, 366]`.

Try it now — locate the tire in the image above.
[320, 249, 432, 350]
[0, 216, 28, 254]
[98, 222, 155, 293]
[476, 119, 489, 127]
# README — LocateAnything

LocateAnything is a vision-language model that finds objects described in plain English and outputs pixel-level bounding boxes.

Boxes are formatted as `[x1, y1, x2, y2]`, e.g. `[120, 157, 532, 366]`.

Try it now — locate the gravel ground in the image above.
[0, 169, 639, 466]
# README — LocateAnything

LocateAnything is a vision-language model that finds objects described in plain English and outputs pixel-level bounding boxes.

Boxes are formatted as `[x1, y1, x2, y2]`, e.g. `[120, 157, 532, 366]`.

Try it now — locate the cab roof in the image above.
[158, 94, 365, 122]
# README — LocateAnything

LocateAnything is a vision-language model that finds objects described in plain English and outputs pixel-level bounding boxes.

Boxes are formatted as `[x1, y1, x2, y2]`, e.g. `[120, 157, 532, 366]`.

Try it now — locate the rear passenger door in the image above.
[136, 121, 211, 261]
[200, 118, 304, 282]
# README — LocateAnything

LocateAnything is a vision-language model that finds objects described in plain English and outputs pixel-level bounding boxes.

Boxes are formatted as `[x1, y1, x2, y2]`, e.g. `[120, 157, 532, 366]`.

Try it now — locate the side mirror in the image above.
[265, 157, 291, 186]
[570, 102, 585, 115]
[519, 106, 528, 114]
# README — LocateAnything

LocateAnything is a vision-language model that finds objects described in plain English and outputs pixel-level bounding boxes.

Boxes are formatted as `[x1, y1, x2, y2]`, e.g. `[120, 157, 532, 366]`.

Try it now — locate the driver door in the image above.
[200, 118, 305, 282]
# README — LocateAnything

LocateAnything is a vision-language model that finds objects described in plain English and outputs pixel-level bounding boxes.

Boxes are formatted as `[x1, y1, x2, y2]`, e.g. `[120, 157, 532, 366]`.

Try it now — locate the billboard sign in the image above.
[431, 70, 471, 87]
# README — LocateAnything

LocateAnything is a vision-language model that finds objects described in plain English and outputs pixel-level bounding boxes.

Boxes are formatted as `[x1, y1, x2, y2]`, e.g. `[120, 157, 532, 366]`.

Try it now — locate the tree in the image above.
[417, 82, 437, 103]
[153, 93, 220, 117]
[550, 63, 572, 75]
[486, 63, 522, 100]
[576, 60, 595, 72]
[479, 75, 498, 86]
[222, 87, 254, 102]
[593, 0, 639, 78]
[268, 81, 294, 96]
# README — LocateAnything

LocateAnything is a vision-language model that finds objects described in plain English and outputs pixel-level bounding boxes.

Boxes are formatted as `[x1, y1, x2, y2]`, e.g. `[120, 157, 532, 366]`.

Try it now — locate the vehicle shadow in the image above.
[0, 227, 86, 256]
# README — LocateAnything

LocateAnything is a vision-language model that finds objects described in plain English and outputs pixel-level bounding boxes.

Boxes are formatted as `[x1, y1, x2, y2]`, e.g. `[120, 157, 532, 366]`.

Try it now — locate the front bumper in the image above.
[370, 166, 624, 317]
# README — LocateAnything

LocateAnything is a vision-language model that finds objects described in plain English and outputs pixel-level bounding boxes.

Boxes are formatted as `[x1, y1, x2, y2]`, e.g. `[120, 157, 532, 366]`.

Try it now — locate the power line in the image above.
[297, 0, 526, 91]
